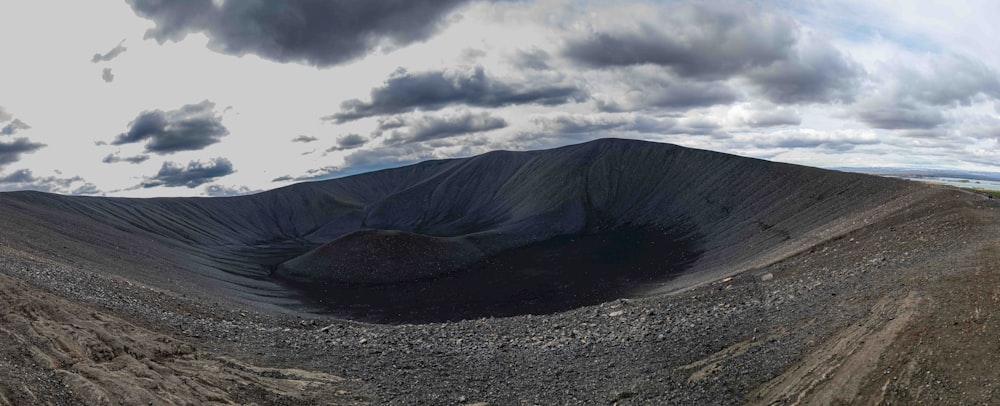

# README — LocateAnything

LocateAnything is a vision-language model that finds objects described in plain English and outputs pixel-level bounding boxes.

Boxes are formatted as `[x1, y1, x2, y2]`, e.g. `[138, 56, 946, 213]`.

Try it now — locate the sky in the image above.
[1, 0, 1000, 197]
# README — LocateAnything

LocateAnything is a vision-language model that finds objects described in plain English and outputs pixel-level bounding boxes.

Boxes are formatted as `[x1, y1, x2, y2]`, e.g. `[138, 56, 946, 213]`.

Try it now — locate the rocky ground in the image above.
[1, 184, 999, 404]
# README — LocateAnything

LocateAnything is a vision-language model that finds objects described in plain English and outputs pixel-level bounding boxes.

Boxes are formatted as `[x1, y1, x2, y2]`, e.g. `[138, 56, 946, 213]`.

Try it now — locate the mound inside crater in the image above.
[278, 227, 700, 323]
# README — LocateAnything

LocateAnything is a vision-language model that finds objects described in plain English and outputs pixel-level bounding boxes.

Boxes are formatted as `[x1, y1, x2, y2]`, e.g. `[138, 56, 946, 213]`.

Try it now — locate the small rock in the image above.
[760, 273, 774, 281]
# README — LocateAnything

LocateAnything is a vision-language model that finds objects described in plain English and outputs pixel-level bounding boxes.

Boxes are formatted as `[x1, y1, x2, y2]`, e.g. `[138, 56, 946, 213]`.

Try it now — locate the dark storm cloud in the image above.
[326, 133, 368, 151]
[0, 138, 45, 168]
[112, 100, 228, 153]
[102, 152, 150, 164]
[1, 119, 31, 136]
[102, 68, 115, 83]
[92, 40, 127, 63]
[141, 158, 235, 188]
[378, 111, 507, 145]
[271, 175, 294, 182]
[127, 0, 470, 67]
[563, 3, 861, 105]
[291, 135, 318, 143]
[327, 67, 585, 123]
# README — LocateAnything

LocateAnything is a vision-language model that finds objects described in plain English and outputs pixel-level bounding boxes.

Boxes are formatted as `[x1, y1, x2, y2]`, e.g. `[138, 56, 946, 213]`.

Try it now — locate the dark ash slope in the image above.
[0, 139, 912, 322]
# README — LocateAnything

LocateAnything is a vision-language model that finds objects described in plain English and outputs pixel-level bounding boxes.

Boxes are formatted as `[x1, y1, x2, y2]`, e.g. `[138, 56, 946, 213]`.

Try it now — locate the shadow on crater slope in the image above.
[0, 139, 917, 323]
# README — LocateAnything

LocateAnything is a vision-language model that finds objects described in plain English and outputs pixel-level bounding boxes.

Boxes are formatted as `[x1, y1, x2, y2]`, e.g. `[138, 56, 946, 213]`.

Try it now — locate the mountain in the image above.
[0, 139, 915, 321]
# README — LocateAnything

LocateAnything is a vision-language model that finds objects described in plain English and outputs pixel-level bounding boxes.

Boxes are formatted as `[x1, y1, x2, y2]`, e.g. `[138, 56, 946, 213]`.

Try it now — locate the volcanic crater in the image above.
[1, 139, 909, 323]
[3, 138, 999, 404]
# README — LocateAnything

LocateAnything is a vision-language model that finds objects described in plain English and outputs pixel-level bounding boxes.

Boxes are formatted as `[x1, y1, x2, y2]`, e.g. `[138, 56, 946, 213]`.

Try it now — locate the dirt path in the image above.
[748, 291, 922, 405]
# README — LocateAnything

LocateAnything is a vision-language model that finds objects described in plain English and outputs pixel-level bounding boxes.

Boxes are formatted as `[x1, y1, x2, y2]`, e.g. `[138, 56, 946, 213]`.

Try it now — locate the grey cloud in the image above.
[112, 100, 228, 153]
[460, 48, 487, 62]
[92, 40, 127, 63]
[897, 129, 951, 139]
[533, 114, 675, 135]
[1, 119, 31, 136]
[854, 56, 1000, 131]
[326, 133, 368, 151]
[102, 68, 115, 83]
[0, 169, 34, 184]
[667, 117, 725, 137]
[72, 183, 101, 195]
[342, 144, 435, 172]
[956, 115, 1000, 140]
[141, 158, 235, 188]
[564, 4, 795, 80]
[102, 153, 150, 164]
[291, 135, 318, 143]
[379, 111, 507, 145]
[743, 108, 801, 128]
[127, 0, 470, 67]
[327, 66, 585, 123]
[205, 184, 254, 197]
[904, 56, 1000, 106]
[749, 131, 878, 152]
[284, 166, 349, 182]
[563, 3, 861, 105]
[745, 38, 861, 104]
[376, 116, 407, 130]
[0, 107, 11, 123]
[0, 138, 45, 168]
[0, 169, 88, 194]
[596, 69, 739, 112]
[857, 102, 946, 130]
[512, 48, 553, 71]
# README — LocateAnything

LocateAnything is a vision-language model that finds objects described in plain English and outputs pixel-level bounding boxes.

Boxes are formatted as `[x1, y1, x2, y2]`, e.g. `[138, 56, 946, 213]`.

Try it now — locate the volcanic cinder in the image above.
[1, 138, 999, 404]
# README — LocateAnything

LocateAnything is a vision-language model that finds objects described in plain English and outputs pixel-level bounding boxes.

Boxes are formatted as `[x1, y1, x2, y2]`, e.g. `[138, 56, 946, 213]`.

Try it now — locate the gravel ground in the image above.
[2, 185, 999, 404]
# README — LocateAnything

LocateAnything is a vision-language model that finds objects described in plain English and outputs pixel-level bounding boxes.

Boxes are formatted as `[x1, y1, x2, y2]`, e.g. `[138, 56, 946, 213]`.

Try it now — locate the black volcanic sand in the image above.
[4, 139, 1000, 404]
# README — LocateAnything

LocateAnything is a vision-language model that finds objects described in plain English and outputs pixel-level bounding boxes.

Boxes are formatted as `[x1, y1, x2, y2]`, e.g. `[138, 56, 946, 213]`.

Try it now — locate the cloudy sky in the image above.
[2, 0, 999, 196]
